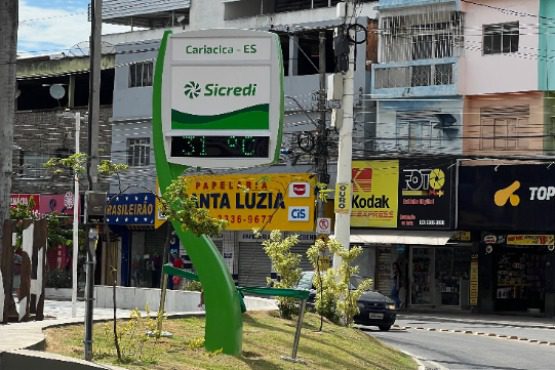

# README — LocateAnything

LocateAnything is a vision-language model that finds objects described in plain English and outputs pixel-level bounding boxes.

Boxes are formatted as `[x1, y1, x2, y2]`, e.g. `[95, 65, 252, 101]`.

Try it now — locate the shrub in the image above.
[262, 230, 302, 319]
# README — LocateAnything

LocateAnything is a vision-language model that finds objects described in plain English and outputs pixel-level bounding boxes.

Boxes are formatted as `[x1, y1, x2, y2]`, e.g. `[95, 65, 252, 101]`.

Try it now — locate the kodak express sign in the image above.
[185, 173, 315, 231]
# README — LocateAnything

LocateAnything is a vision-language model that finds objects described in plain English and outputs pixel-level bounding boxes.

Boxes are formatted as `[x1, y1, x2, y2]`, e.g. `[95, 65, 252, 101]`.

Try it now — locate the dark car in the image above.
[296, 271, 397, 331]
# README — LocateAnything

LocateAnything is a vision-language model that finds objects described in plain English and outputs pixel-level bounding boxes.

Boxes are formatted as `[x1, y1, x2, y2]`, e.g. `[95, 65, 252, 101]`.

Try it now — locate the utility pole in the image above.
[316, 31, 329, 219]
[332, 1, 355, 268]
[72, 112, 81, 318]
[84, 0, 102, 361]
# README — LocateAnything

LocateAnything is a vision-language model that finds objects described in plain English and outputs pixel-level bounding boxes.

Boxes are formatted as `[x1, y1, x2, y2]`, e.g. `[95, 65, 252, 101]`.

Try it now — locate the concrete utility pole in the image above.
[72, 112, 81, 318]
[317, 31, 329, 219]
[84, 0, 102, 361]
[332, 0, 356, 268]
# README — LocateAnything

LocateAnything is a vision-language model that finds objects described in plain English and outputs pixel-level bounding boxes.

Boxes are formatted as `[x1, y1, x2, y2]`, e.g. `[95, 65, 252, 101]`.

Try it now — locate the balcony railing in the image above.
[374, 63, 454, 89]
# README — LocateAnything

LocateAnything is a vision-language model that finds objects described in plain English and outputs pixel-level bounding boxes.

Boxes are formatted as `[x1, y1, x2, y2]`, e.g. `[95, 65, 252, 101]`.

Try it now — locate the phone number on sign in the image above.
[217, 214, 274, 224]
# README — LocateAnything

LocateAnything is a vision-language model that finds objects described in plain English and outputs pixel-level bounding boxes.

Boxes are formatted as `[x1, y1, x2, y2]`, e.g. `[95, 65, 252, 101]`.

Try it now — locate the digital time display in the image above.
[170, 135, 270, 158]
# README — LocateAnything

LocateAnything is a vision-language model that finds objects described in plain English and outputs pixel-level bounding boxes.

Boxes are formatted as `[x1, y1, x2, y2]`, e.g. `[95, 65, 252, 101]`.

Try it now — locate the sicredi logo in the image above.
[183, 80, 257, 99]
[288, 206, 309, 221]
[288, 182, 310, 198]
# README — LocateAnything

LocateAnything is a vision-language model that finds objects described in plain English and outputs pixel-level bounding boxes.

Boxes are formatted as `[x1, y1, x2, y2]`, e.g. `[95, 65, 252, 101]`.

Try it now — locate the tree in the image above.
[0, 0, 18, 240]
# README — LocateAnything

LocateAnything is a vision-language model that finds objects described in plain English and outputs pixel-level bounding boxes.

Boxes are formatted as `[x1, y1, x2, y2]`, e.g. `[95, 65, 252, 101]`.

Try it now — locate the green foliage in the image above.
[307, 239, 372, 327]
[262, 230, 302, 319]
[44, 153, 87, 175]
[307, 239, 338, 323]
[10, 197, 37, 221]
[186, 336, 205, 351]
[182, 280, 203, 291]
[315, 182, 333, 204]
[98, 160, 129, 176]
[44, 154, 128, 179]
[161, 177, 227, 237]
[103, 307, 161, 364]
[45, 213, 73, 249]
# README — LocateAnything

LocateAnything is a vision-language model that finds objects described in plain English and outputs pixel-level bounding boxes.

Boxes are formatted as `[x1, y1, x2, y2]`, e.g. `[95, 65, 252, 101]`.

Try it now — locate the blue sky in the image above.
[19, 0, 129, 56]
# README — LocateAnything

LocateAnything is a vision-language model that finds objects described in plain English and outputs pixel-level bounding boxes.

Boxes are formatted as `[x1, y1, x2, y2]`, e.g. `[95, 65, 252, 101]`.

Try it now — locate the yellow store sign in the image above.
[351, 160, 399, 228]
[184, 173, 315, 231]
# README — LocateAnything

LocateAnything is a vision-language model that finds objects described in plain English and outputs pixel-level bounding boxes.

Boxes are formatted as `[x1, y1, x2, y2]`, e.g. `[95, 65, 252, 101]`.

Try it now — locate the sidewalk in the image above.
[0, 300, 194, 353]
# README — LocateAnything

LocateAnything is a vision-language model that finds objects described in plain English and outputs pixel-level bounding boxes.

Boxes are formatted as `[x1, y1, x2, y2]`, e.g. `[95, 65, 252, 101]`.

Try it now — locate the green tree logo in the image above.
[184, 81, 201, 99]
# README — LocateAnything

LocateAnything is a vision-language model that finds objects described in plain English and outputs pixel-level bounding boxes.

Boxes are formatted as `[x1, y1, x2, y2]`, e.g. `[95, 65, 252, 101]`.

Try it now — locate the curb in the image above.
[395, 325, 555, 346]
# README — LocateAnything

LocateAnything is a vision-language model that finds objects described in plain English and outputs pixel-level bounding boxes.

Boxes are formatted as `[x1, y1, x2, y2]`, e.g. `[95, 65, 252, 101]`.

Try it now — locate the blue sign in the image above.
[106, 193, 155, 225]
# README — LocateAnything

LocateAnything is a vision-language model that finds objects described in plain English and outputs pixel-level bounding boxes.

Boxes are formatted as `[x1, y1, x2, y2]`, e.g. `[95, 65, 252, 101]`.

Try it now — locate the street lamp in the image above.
[59, 109, 85, 318]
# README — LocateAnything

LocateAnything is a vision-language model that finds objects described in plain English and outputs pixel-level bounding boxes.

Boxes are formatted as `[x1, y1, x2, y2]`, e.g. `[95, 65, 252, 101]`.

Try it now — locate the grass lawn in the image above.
[44, 311, 417, 370]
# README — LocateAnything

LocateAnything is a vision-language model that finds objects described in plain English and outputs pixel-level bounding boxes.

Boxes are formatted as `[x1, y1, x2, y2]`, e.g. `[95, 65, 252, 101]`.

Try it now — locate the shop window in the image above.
[129, 61, 153, 88]
[483, 22, 519, 55]
[127, 138, 150, 167]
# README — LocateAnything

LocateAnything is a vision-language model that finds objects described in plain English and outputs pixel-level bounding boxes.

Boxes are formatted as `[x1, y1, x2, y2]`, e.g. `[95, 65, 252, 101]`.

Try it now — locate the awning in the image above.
[347, 230, 455, 246]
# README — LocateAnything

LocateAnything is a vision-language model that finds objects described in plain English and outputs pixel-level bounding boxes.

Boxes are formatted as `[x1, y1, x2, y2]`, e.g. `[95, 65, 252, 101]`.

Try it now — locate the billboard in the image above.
[350, 159, 456, 229]
[459, 164, 555, 231]
[185, 173, 315, 231]
[351, 160, 399, 228]
[398, 159, 456, 229]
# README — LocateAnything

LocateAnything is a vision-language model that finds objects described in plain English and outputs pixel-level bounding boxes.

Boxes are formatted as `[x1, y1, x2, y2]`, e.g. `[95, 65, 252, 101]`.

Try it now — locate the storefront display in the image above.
[410, 246, 472, 307]
[495, 249, 546, 312]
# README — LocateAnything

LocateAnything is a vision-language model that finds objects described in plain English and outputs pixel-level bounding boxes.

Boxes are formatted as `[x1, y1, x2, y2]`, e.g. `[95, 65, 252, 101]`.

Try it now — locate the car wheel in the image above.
[378, 325, 391, 331]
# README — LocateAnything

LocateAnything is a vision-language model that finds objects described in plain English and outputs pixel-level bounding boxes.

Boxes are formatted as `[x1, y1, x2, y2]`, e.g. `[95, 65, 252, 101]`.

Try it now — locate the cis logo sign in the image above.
[288, 206, 309, 221]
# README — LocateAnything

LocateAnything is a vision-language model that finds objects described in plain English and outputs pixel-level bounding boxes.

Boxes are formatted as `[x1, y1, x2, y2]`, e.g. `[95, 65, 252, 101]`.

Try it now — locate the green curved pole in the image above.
[152, 31, 243, 355]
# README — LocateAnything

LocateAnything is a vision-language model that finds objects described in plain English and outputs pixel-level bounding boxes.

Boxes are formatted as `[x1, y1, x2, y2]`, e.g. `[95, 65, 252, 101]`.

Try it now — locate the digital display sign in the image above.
[155, 29, 283, 168]
[170, 136, 269, 158]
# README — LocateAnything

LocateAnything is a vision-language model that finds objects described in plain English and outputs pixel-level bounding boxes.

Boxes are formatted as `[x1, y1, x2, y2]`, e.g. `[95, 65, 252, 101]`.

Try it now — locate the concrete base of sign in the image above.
[93, 285, 278, 312]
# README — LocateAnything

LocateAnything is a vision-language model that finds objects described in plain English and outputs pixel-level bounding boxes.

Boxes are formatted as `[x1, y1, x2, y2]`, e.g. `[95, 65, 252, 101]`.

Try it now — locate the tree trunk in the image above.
[0, 0, 18, 240]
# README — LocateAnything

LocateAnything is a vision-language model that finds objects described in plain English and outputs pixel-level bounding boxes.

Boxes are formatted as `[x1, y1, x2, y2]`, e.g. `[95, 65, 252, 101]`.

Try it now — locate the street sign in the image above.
[156, 29, 284, 168]
[316, 217, 331, 234]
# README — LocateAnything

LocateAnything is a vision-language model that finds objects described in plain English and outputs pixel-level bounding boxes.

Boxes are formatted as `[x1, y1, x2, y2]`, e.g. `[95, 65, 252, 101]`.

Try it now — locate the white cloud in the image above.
[19, 0, 131, 56]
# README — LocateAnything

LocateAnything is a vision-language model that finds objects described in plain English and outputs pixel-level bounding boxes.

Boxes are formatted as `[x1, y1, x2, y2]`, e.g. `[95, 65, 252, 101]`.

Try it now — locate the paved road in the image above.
[362, 314, 555, 370]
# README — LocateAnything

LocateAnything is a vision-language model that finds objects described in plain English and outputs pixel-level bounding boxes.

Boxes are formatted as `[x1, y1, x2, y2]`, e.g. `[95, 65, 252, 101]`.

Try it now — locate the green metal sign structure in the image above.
[153, 29, 284, 355]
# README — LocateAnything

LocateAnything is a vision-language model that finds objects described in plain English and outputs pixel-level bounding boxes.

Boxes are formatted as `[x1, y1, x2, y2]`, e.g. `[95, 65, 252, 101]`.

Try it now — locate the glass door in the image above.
[410, 247, 434, 305]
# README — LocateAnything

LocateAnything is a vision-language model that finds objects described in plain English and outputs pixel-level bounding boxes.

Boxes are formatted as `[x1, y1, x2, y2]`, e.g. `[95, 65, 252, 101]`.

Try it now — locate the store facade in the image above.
[349, 159, 469, 310]
[459, 163, 555, 315]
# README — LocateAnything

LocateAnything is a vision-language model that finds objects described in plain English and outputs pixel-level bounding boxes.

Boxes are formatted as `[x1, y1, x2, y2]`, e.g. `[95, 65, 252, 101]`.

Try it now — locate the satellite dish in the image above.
[68, 40, 116, 56]
[49, 84, 66, 100]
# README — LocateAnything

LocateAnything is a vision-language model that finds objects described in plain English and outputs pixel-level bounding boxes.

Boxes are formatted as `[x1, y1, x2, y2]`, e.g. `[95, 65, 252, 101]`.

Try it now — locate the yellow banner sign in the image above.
[506, 234, 555, 246]
[185, 173, 315, 231]
[334, 183, 351, 214]
[470, 256, 478, 306]
[351, 160, 399, 228]
[154, 178, 167, 229]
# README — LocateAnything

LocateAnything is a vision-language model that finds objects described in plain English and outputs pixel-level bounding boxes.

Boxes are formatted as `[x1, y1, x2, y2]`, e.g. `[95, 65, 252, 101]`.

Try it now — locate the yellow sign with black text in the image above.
[184, 173, 316, 231]
[351, 160, 399, 228]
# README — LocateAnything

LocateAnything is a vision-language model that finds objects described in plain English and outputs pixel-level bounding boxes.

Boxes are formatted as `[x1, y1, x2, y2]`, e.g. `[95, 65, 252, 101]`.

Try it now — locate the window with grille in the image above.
[434, 64, 453, 85]
[22, 153, 49, 178]
[129, 61, 153, 88]
[483, 22, 519, 54]
[411, 65, 431, 86]
[127, 138, 151, 167]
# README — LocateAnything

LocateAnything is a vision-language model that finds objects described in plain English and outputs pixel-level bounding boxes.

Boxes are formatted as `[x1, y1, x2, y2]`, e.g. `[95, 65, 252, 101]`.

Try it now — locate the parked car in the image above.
[296, 271, 397, 331]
